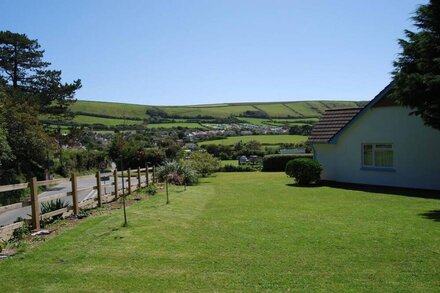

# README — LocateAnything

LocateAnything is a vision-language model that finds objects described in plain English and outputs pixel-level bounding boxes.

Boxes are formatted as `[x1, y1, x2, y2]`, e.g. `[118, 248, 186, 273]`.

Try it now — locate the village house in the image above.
[309, 83, 440, 190]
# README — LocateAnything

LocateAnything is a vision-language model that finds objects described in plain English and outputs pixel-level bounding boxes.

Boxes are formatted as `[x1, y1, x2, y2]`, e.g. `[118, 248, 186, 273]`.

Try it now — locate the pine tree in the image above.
[392, 1, 440, 130]
[0, 31, 81, 117]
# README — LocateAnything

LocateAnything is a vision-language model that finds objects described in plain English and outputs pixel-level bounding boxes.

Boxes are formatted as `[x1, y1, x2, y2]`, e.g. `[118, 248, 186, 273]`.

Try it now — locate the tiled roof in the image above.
[308, 107, 363, 143]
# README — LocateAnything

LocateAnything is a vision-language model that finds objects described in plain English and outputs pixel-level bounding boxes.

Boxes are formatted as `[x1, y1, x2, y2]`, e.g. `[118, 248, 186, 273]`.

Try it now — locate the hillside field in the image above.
[198, 134, 307, 146]
[71, 100, 362, 120]
[40, 100, 365, 130]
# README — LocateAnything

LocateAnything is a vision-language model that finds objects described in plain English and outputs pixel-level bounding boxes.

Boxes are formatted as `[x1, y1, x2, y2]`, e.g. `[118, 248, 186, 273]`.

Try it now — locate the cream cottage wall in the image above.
[313, 105, 440, 190]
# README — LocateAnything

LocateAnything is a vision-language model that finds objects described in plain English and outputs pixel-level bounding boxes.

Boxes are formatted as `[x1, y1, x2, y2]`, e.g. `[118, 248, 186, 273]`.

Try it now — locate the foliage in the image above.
[0, 98, 13, 168]
[0, 92, 54, 185]
[157, 161, 198, 186]
[289, 124, 313, 135]
[220, 164, 257, 172]
[262, 154, 313, 172]
[285, 158, 322, 185]
[202, 144, 233, 160]
[107, 134, 152, 169]
[144, 148, 166, 167]
[0, 30, 81, 117]
[184, 151, 220, 177]
[11, 222, 30, 241]
[391, 1, 440, 130]
[57, 149, 106, 176]
[144, 184, 157, 195]
[40, 199, 68, 224]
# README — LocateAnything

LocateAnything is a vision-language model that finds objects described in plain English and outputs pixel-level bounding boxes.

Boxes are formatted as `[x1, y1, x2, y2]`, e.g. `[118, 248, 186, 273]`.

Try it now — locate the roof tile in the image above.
[308, 107, 362, 143]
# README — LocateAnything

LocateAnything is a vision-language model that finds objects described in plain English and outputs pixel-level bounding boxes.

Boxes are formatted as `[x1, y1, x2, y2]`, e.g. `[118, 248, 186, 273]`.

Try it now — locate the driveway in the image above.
[0, 173, 145, 227]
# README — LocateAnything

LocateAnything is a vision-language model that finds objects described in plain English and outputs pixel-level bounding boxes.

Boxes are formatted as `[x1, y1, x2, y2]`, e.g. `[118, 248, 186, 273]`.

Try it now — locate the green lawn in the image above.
[198, 134, 307, 146]
[0, 173, 439, 291]
[221, 159, 238, 166]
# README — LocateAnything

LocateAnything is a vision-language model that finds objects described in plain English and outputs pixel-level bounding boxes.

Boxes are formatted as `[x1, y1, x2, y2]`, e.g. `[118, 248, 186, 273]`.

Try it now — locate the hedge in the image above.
[261, 154, 313, 172]
[220, 164, 258, 172]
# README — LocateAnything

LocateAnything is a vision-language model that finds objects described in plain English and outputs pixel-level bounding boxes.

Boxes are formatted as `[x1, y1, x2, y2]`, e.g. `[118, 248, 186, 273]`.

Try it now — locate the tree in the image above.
[0, 31, 81, 117]
[0, 97, 13, 168]
[392, 1, 440, 130]
[0, 90, 54, 183]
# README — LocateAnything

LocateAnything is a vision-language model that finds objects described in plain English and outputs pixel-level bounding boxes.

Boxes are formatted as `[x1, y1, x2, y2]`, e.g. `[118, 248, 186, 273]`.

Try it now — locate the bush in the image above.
[285, 158, 322, 185]
[184, 151, 220, 177]
[145, 184, 157, 195]
[157, 161, 198, 186]
[220, 164, 257, 172]
[262, 154, 313, 172]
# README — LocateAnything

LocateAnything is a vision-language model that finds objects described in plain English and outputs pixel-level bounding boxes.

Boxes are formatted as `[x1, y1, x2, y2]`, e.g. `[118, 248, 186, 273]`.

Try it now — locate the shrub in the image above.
[145, 184, 157, 195]
[157, 161, 198, 186]
[40, 199, 68, 226]
[11, 222, 30, 241]
[285, 158, 322, 185]
[220, 164, 257, 172]
[262, 154, 313, 172]
[184, 151, 220, 177]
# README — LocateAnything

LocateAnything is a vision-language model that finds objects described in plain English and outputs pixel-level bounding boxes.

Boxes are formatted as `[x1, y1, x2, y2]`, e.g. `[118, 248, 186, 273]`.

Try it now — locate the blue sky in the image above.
[1, 0, 425, 105]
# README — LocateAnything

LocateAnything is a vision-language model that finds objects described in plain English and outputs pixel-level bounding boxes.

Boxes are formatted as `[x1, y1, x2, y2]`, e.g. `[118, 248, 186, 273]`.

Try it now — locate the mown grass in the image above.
[198, 134, 307, 146]
[0, 172, 438, 291]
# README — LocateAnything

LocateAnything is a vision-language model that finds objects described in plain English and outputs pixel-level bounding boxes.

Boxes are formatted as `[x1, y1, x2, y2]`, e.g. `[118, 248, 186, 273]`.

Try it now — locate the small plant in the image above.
[285, 158, 322, 185]
[40, 199, 68, 226]
[11, 222, 30, 241]
[41, 199, 68, 218]
[0, 240, 6, 253]
[145, 184, 157, 195]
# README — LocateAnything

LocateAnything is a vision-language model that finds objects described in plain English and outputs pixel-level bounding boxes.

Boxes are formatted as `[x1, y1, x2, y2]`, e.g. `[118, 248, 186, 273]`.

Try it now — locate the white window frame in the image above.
[361, 143, 395, 171]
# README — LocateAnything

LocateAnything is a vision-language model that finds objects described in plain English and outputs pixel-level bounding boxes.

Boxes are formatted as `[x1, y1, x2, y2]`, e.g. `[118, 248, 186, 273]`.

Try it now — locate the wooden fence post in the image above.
[153, 166, 156, 183]
[96, 171, 102, 207]
[127, 168, 132, 194]
[71, 173, 79, 215]
[113, 169, 118, 199]
[30, 177, 40, 230]
[146, 164, 150, 185]
[137, 167, 141, 189]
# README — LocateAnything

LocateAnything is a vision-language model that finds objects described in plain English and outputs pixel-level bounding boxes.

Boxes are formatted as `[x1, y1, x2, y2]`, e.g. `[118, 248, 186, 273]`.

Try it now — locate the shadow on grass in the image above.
[419, 210, 440, 222]
[319, 181, 440, 200]
[285, 183, 321, 188]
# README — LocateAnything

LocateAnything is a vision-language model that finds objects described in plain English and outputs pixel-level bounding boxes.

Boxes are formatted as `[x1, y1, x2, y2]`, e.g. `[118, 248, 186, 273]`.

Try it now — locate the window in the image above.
[362, 144, 393, 168]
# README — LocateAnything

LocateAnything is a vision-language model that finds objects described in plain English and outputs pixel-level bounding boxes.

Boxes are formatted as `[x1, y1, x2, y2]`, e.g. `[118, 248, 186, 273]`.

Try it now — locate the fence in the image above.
[0, 165, 156, 241]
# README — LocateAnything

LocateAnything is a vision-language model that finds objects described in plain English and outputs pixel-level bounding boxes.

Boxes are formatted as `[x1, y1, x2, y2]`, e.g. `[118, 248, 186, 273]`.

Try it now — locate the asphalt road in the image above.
[0, 174, 146, 227]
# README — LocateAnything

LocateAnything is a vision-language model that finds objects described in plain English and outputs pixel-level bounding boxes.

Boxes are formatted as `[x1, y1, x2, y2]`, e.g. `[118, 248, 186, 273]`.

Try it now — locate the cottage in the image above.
[309, 83, 440, 190]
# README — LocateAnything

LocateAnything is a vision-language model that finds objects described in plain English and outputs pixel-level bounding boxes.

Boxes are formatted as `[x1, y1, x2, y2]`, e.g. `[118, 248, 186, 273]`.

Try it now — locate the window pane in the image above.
[375, 149, 393, 167]
[363, 145, 373, 166]
[375, 144, 392, 149]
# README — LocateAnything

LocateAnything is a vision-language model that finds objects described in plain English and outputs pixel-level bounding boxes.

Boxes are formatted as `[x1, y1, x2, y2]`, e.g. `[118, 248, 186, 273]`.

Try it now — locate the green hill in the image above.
[71, 100, 363, 120]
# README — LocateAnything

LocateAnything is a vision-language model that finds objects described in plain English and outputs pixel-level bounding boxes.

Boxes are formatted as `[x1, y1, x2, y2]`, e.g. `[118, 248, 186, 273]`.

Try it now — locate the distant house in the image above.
[309, 83, 440, 190]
